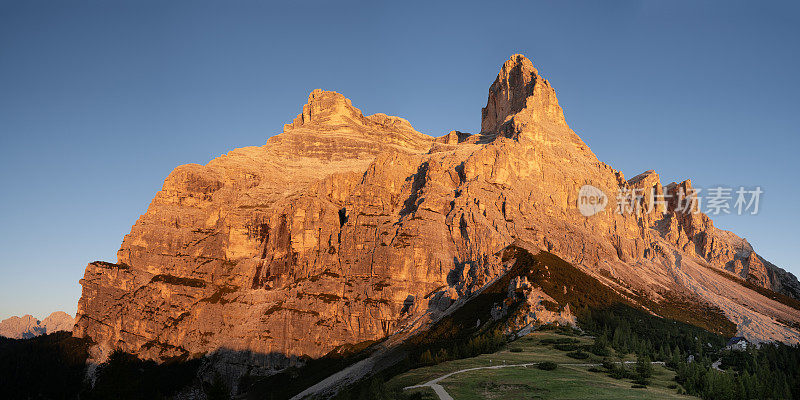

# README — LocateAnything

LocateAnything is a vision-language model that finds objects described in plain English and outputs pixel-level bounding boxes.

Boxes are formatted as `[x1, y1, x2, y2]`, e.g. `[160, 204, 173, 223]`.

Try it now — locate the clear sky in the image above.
[1, 0, 799, 320]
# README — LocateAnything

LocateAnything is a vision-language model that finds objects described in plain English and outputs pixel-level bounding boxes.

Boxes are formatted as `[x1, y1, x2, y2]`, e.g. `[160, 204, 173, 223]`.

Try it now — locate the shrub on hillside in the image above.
[537, 361, 558, 371]
[540, 337, 579, 346]
[566, 350, 589, 360]
[554, 343, 579, 351]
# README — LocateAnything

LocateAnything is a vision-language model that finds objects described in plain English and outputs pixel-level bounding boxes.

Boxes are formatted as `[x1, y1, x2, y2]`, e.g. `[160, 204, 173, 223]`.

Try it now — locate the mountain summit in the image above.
[73, 54, 800, 392]
[481, 54, 566, 134]
[283, 89, 419, 136]
[0, 312, 74, 339]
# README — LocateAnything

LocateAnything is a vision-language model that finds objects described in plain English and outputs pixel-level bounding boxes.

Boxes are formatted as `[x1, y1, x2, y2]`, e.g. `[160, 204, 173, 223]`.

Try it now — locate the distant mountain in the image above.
[0, 312, 74, 339]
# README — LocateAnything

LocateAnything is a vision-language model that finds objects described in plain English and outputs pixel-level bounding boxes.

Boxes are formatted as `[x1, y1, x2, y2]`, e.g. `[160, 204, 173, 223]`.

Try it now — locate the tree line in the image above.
[582, 304, 800, 400]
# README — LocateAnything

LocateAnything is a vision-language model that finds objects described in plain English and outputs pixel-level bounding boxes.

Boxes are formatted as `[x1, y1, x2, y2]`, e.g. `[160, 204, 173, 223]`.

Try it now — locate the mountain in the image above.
[0, 312, 75, 339]
[73, 54, 800, 392]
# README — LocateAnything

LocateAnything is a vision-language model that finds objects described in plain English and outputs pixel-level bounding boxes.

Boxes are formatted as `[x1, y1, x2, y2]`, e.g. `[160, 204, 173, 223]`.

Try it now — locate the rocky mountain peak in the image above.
[282, 89, 419, 134]
[72, 54, 800, 386]
[275, 89, 431, 156]
[41, 311, 75, 333]
[283, 89, 365, 132]
[628, 170, 660, 186]
[0, 312, 74, 339]
[481, 54, 566, 135]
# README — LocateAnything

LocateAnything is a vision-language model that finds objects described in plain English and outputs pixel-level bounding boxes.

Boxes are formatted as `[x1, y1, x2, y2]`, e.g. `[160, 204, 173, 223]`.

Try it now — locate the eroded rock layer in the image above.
[75, 55, 800, 368]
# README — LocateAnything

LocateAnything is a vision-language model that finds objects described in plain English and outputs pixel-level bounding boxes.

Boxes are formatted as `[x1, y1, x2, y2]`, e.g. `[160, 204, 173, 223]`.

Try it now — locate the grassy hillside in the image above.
[388, 330, 690, 399]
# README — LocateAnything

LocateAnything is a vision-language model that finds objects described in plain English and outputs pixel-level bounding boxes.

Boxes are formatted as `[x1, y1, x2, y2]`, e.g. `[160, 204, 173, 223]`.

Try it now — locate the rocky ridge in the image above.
[74, 55, 800, 379]
[0, 312, 75, 339]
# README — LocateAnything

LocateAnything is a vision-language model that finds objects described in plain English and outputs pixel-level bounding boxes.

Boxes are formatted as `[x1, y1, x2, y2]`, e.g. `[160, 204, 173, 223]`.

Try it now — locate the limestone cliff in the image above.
[74, 55, 800, 373]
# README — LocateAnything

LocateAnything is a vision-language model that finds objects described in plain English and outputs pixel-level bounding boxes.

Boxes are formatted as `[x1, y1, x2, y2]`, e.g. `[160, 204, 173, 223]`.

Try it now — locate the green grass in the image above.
[441, 365, 684, 400]
[386, 331, 693, 399]
[401, 387, 440, 399]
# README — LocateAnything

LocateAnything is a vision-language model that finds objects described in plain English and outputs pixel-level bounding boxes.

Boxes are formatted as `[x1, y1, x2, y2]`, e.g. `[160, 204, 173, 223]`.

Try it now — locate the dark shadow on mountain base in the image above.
[0, 331, 213, 400]
[0, 330, 387, 400]
[90, 351, 205, 399]
[0, 331, 91, 400]
[0, 247, 743, 400]
[238, 339, 389, 399]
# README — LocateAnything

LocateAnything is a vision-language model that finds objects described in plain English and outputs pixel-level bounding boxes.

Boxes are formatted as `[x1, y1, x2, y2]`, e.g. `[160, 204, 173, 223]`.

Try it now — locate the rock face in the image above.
[0, 312, 75, 339]
[481, 54, 566, 135]
[74, 55, 800, 371]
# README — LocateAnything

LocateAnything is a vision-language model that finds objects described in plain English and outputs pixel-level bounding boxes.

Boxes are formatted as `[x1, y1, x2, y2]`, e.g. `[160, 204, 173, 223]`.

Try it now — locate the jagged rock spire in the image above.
[481, 54, 566, 134]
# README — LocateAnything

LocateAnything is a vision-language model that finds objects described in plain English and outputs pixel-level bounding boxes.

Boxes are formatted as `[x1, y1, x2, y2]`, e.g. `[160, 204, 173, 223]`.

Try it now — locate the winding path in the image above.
[403, 361, 666, 400]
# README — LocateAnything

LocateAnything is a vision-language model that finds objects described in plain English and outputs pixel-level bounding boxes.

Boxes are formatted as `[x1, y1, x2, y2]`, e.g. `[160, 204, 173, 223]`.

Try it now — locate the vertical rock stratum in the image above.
[74, 55, 800, 375]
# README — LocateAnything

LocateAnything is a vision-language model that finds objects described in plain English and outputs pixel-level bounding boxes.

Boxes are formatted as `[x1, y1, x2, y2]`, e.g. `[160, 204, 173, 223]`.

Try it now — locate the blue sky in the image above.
[1, 0, 798, 320]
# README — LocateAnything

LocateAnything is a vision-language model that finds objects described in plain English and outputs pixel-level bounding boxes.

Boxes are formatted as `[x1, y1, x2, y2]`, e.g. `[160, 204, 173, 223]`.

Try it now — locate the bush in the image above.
[554, 343, 579, 351]
[540, 337, 579, 345]
[566, 351, 589, 360]
[537, 324, 558, 331]
[537, 361, 558, 371]
[399, 392, 429, 400]
[557, 325, 580, 336]
[509, 347, 523, 353]
[632, 384, 647, 389]
[608, 363, 633, 380]
[590, 347, 611, 356]
[632, 377, 650, 386]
